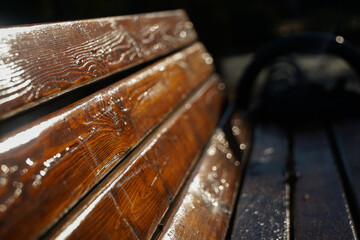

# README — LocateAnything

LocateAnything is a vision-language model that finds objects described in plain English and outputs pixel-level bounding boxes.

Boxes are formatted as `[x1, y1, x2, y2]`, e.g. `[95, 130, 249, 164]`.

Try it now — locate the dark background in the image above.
[1, 0, 360, 59]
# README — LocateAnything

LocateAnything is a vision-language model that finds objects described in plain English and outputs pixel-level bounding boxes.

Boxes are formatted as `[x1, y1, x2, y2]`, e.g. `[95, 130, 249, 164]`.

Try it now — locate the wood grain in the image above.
[47, 75, 224, 240]
[293, 127, 356, 239]
[0, 10, 197, 120]
[231, 124, 289, 240]
[158, 114, 250, 240]
[333, 118, 360, 220]
[0, 43, 213, 239]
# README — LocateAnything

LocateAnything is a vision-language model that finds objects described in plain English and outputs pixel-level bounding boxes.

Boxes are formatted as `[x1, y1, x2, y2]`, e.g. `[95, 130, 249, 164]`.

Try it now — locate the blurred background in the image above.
[1, 0, 360, 115]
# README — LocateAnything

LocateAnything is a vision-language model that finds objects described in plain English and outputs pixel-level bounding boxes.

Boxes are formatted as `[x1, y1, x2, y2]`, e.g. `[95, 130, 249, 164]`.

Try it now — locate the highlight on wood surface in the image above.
[158, 113, 251, 240]
[0, 42, 213, 239]
[230, 111, 251, 161]
[47, 75, 224, 240]
[0, 9, 197, 120]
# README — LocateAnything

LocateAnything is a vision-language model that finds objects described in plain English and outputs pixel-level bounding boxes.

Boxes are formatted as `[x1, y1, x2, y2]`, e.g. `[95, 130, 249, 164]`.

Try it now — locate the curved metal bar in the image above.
[235, 32, 360, 111]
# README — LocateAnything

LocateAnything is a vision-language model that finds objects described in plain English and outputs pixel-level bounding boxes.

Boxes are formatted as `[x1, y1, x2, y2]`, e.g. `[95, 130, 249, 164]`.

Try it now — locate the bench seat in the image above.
[231, 120, 359, 239]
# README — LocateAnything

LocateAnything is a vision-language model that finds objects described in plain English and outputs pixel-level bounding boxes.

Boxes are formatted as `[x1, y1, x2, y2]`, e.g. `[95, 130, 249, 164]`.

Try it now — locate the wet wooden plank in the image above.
[158, 119, 249, 240]
[333, 118, 360, 220]
[156, 113, 251, 240]
[0, 10, 197, 120]
[230, 111, 252, 161]
[0, 43, 213, 239]
[47, 75, 224, 240]
[293, 127, 356, 239]
[231, 124, 289, 240]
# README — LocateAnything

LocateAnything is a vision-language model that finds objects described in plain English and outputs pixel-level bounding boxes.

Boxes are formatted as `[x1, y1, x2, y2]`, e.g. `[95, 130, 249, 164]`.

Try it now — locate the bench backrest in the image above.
[0, 10, 241, 239]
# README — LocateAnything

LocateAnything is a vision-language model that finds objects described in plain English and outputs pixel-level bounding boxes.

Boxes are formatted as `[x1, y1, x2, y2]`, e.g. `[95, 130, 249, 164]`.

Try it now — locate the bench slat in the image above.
[0, 10, 196, 120]
[293, 128, 356, 239]
[157, 113, 251, 240]
[231, 124, 289, 239]
[47, 75, 224, 240]
[230, 112, 251, 160]
[333, 119, 360, 221]
[0, 43, 212, 239]
[158, 126, 245, 240]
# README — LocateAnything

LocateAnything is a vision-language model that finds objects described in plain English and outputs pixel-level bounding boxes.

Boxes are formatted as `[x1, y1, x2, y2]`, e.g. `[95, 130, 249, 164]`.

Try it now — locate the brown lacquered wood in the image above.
[293, 127, 356, 239]
[0, 43, 213, 239]
[231, 124, 289, 240]
[158, 115, 250, 240]
[47, 75, 224, 240]
[0, 10, 197, 120]
[333, 119, 360, 220]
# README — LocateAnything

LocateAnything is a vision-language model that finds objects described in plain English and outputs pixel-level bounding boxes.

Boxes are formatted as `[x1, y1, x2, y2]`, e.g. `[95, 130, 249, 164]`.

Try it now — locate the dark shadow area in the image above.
[232, 32, 360, 125]
[250, 55, 360, 123]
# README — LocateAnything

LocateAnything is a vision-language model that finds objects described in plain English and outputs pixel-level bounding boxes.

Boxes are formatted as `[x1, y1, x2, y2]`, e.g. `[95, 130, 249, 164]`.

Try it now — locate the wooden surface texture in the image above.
[293, 127, 355, 239]
[0, 10, 196, 120]
[0, 43, 213, 239]
[333, 119, 360, 221]
[231, 124, 289, 240]
[47, 75, 224, 240]
[158, 113, 250, 240]
[231, 123, 358, 239]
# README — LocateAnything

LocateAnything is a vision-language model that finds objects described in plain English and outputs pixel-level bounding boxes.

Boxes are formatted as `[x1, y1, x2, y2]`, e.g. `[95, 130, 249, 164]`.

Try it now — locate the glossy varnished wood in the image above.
[158, 114, 251, 240]
[0, 10, 197, 120]
[47, 75, 224, 240]
[0, 43, 213, 239]
[231, 124, 289, 240]
[333, 118, 360, 220]
[293, 127, 356, 239]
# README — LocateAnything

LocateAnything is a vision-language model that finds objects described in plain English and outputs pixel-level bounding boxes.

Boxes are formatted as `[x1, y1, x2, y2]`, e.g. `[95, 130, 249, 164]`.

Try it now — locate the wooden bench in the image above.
[1, 10, 359, 240]
[0, 10, 250, 239]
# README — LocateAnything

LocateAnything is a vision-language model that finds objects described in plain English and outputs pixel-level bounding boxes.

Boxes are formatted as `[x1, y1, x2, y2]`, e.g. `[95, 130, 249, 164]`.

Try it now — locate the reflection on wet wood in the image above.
[0, 10, 197, 120]
[0, 43, 213, 239]
[293, 128, 356, 239]
[158, 115, 250, 240]
[47, 76, 224, 240]
[231, 124, 289, 240]
[333, 119, 360, 220]
[230, 111, 252, 161]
